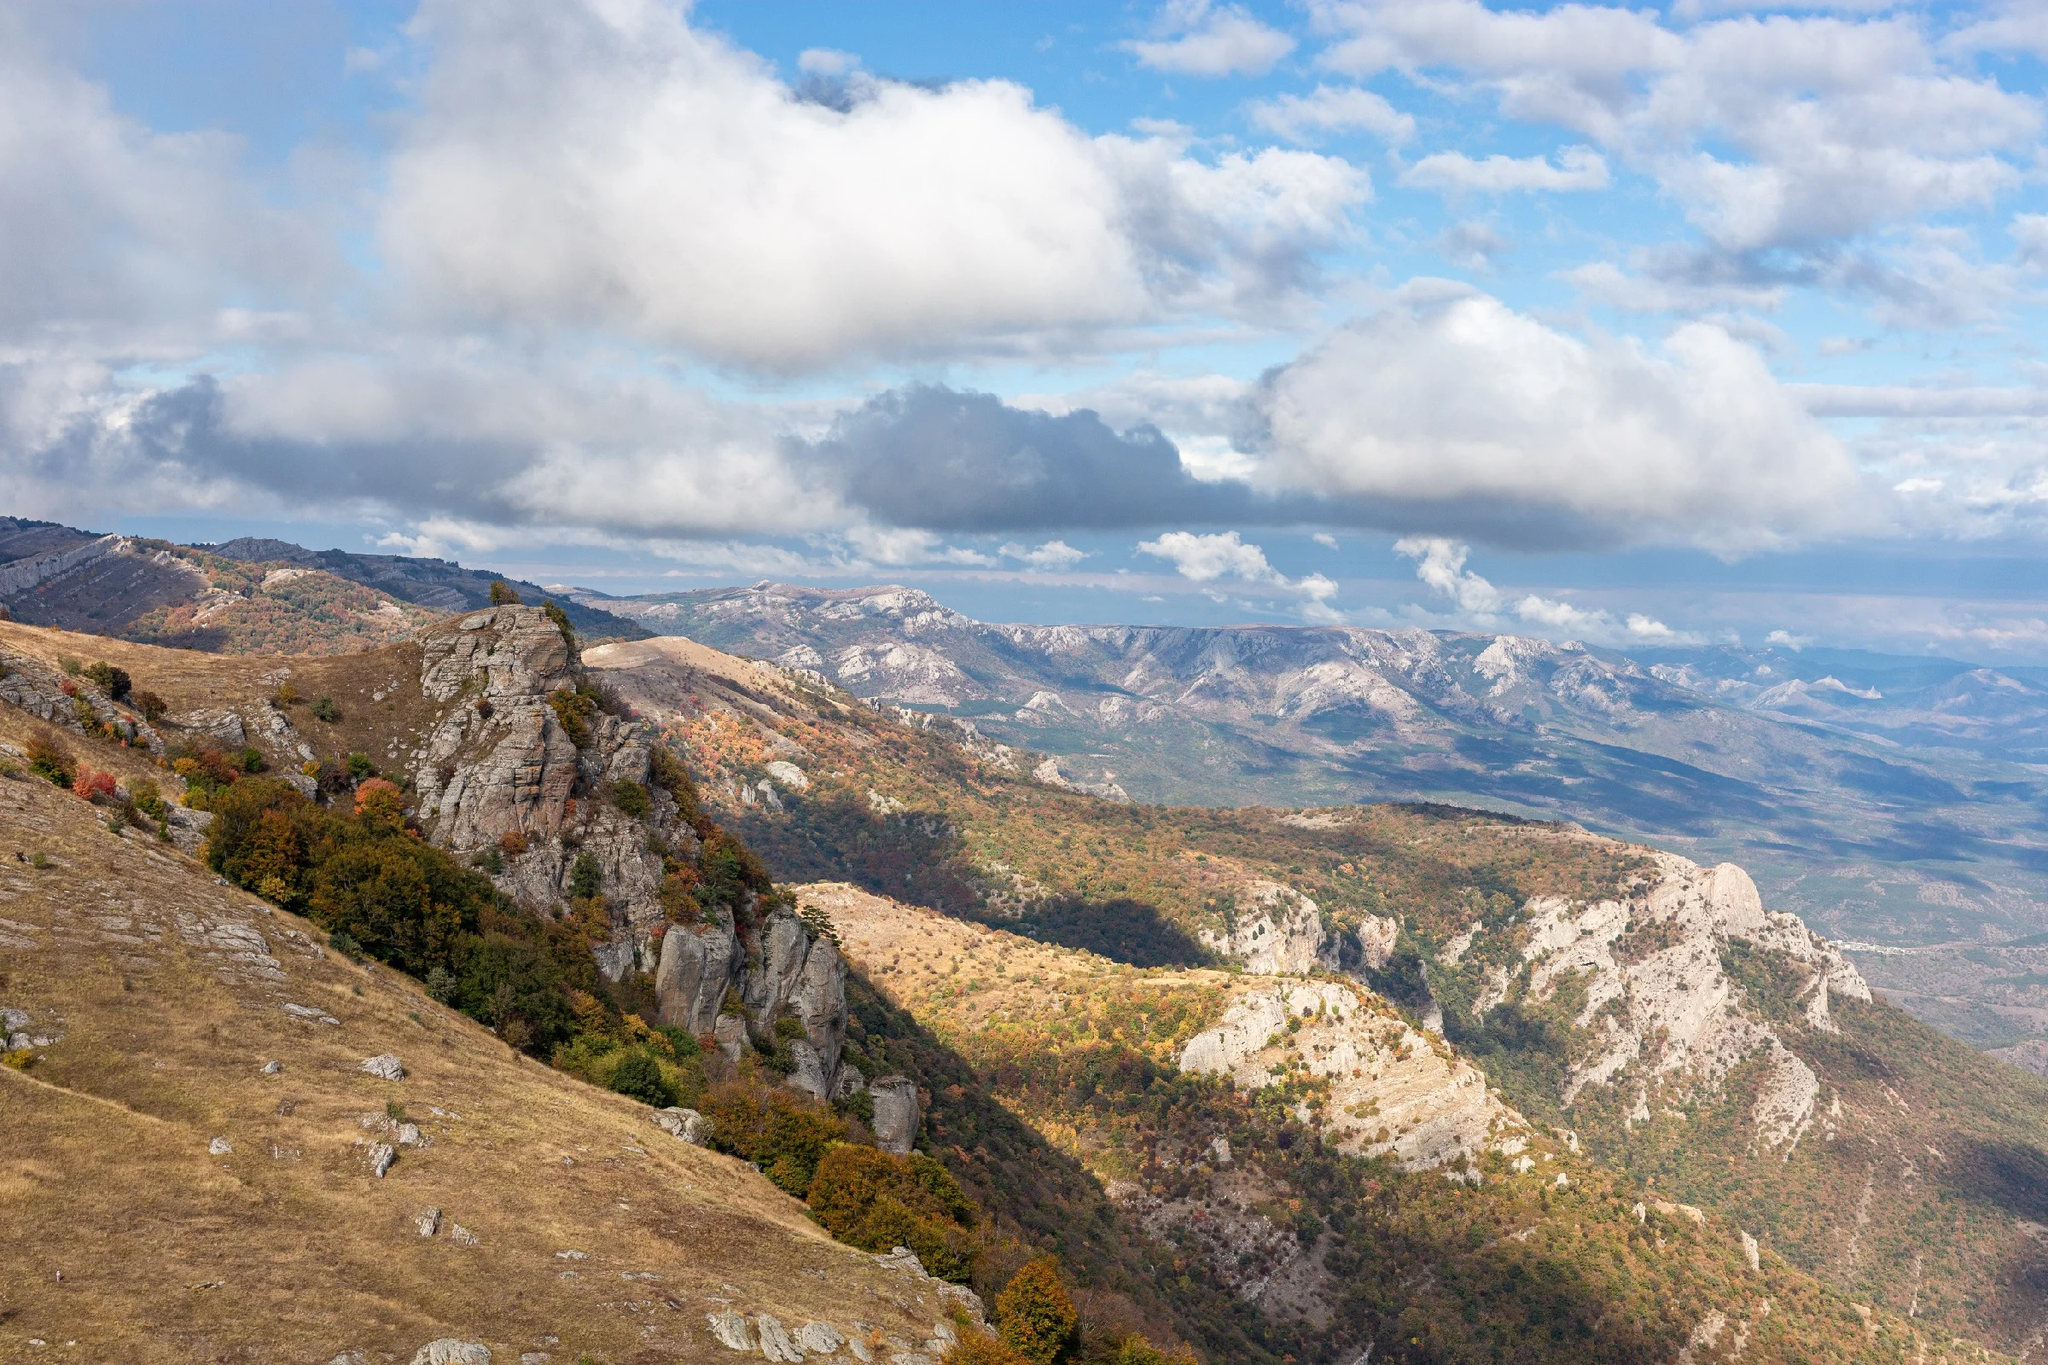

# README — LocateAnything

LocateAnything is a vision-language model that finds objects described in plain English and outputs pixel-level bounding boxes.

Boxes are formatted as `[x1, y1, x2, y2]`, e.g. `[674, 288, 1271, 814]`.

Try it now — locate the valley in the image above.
[1, 609, 2041, 1361]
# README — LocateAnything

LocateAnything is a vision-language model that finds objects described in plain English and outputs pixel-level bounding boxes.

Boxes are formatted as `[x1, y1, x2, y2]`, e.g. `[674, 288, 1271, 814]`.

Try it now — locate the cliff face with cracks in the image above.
[408, 606, 851, 1100]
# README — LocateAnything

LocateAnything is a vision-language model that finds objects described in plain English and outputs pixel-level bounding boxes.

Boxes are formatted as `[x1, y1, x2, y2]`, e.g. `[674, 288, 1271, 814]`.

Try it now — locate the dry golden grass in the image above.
[0, 619, 441, 778]
[0, 758, 969, 1363]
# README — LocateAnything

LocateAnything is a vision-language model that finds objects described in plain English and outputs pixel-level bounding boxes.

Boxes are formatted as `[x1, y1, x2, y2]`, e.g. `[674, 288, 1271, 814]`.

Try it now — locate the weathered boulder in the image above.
[756, 1315, 801, 1363]
[360, 1053, 405, 1081]
[870, 1076, 920, 1155]
[651, 1107, 712, 1145]
[410, 1341, 490, 1365]
[705, 1309, 753, 1351]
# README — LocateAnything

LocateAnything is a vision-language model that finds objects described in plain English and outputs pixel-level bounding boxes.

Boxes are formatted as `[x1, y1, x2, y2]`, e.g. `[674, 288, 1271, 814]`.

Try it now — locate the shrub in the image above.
[425, 965, 457, 1004]
[71, 766, 117, 803]
[274, 681, 298, 706]
[26, 736, 75, 788]
[1096, 1337, 1196, 1365]
[648, 745, 701, 821]
[569, 850, 604, 900]
[345, 752, 376, 780]
[612, 780, 651, 819]
[547, 686, 597, 746]
[172, 747, 242, 798]
[541, 599, 576, 652]
[996, 1260, 1077, 1365]
[83, 662, 131, 701]
[807, 1144, 978, 1283]
[488, 579, 523, 606]
[310, 696, 340, 722]
[329, 930, 366, 962]
[609, 1048, 679, 1107]
[57, 655, 80, 675]
[499, 829, 529, 857]
[703, 1079, 849, 1199]
[353, 778, 406, 829]
[131, 689, 168, 722]
[471, 847, 505, 875]
[240, 746, 266, 773]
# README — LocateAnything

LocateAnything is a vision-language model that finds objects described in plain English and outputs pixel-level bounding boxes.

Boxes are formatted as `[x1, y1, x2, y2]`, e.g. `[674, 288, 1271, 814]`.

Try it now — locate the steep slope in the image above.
[803, 881, 1995, 1365]
[572, 583, 2048, 962]
[0, 729, 981, 1364]
[581, 636, 2048, 1359]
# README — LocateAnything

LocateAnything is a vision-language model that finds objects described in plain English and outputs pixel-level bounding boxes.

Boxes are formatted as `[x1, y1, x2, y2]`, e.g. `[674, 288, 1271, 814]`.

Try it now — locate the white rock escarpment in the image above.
[1179, 981, 1522, 1173]
[1198, 882, 1327, 976]
[1485, 853, 1870, 1149]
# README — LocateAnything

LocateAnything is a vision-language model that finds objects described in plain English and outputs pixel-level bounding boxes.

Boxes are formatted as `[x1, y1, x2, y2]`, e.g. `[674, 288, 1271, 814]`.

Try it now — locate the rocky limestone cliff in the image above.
[1445, 851, 1871, 1149]
[1196, 881, 1326, 975]
[414, 606, 676, 977]
[408, 606, 853, 1100]
[652, 901, 851, 1102]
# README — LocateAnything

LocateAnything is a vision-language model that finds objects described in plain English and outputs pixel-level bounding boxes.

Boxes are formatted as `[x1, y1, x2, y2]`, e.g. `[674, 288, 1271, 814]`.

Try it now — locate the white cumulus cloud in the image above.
[1399, 146, 1609, 193]
[382, 0, 1362, 371]
[1246, 85, 1415, 143]
[1396, 536, 1696, 643]
[1138, 530, 1341, 620]
[1252, 290, 1868, 552]
[1126, 1, 1297, 77]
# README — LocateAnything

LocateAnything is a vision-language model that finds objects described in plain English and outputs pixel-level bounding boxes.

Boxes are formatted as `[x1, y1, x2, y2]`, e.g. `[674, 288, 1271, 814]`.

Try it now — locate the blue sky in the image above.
[11, 1, 2048, 660]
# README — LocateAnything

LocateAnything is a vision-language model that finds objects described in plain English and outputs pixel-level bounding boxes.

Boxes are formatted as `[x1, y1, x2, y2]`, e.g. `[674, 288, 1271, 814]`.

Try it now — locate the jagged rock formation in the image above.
[414, 606, 681, 977]
[410, 606, 853, 1097]
[1448, 851, 1871, 1148]
[653, 901, 850, 1101]
[0, 644, 155, 748]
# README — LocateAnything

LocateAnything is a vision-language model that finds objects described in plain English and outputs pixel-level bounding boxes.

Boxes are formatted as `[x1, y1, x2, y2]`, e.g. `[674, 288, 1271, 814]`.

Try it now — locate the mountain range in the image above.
[571, 582, 2048, 1059]
[3, 605, 2042, 1362]
[4, 517, 2043, 1062]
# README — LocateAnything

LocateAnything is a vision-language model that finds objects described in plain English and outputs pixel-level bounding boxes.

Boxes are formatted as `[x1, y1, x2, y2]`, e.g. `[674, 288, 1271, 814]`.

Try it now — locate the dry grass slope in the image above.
[0, 724, 973, 1364]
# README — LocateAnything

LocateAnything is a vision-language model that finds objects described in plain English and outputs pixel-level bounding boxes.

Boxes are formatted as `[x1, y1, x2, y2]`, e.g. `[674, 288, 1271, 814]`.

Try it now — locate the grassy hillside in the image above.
[0, 712, 974, 1364]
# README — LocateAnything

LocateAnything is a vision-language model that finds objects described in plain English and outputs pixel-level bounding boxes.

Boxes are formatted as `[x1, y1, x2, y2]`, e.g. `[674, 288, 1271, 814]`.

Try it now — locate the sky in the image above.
[9, 0, 2048, 660]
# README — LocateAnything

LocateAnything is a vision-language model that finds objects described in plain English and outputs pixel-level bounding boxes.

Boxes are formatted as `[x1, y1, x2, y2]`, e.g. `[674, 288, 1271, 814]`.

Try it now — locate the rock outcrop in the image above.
[1198, 881, 1326, 975]
[406, 606, 854, 1097]
[1456, 852, 1871, 1149]
[1179, 981, 1522, 1174]
[412, 607, 690, 977]
[868, 1075, 921, 1155]
[652, 902, 849, 1100]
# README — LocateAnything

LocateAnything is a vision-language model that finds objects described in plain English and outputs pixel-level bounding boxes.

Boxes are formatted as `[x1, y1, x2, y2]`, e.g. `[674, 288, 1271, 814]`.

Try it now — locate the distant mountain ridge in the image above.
[573, 581, 2048, 967]
[0, 516, 648, 647]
